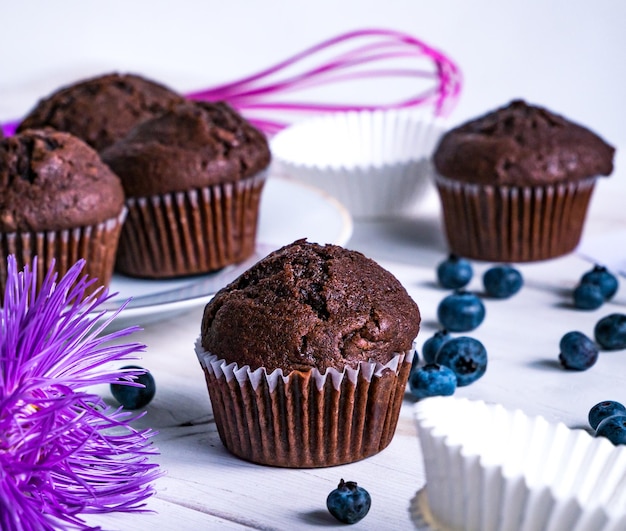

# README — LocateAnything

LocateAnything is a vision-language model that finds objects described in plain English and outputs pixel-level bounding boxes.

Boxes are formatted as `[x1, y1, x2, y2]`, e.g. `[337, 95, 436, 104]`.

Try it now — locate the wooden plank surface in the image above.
[84, 213, 626, 529]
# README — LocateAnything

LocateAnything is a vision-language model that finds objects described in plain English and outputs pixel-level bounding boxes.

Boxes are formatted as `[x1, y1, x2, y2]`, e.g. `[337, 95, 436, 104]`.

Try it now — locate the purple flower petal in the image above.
[0, 256, 161, 530]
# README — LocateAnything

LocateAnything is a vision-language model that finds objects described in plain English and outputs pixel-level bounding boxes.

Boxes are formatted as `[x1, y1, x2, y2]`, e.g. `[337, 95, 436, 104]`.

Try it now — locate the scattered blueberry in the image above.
[422, 329, 452, 364]
[326, 479, 371, 524]
[581, 265, 619, 301]
[595, 414, 626, 445]
[573, 282, 605, 310]
[589, 400, 626, 430]
[558, 331, 599, 370]
[594, 313, 626, 350]
[110, 365, 156, 409]
[436, 336, 487, 386]
[410, 350, 420, 372]
[408, 363, 457, 399]
[436, 254, 473, 289]
[437, 290, 486, 332]
[482, 265, 523, 299]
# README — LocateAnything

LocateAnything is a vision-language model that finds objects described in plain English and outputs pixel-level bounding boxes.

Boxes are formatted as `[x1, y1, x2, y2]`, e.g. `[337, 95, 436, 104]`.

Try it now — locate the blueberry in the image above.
[558, 331, 599, 370]
[594, 313, 626, 350]
[573, 282, 605, 310]
[596, 414, 626, 445]
[410, 350, 420, 371]
[409, 363, 457, 399]
[436, 254, 473, 289]
[422, 329, 452, 364]
[482, 265, 523, 299]
[437, 290, 485, 332]
[110, 365, 156, 409]
[326, 479, 371, 524]
[589, 400, 626, 430]
[581, 265, 619, 301]
[436, 336, 487, 386]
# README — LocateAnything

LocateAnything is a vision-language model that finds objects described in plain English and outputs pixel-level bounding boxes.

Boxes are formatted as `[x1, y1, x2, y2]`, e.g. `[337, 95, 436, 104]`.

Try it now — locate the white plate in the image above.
[97, 176, 353, 329]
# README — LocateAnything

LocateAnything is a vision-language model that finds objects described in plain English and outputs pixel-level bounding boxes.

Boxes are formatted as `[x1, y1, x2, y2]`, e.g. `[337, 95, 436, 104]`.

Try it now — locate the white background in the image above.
[2, 0, 625, 151]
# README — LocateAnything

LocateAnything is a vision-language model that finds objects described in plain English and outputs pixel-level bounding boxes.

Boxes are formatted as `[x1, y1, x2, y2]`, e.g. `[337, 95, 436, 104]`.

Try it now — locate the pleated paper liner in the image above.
[115, 171, 267, 279]
[0, 209, 125, 299]
[434, 174, 597, 263]
[195, 338, 411, 468]
[413, 397, 626, 531]
[271, 109, 446, 219]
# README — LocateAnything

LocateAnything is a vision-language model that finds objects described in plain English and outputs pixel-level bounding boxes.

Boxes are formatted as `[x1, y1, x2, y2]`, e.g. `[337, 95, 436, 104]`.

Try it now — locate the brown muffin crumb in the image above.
[434, 99, 614, 186]
[17, 73, 185, 151]
[0, 129, 124, 231]
[201, 239, 421, 373]
[101, 100, 271, 197]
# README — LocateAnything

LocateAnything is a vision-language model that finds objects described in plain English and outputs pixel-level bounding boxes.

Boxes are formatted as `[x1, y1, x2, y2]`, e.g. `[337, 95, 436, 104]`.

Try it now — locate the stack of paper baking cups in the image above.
[414, 397, 626, 531]
[271, 109, 445, 219]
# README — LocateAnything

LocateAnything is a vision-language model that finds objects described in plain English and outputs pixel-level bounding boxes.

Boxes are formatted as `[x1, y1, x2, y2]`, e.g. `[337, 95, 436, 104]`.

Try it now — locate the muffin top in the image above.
[17, 73, 185, 151]
[433, 100, 615, 186]
[100, 101, 271, 198]
[201, 239, 421, 374]
[0, 129, 125, 232]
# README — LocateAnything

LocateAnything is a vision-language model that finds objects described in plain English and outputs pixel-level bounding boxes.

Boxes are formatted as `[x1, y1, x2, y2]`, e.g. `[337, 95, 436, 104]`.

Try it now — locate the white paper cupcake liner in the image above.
[413, 397, 626, 531]
[271, 109, 445, 219]
[195, 337, 411, 468]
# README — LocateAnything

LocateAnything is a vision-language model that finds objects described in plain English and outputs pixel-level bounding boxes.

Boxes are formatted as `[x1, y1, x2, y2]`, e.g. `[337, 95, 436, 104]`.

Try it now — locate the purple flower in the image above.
[0, 256, 161, 530]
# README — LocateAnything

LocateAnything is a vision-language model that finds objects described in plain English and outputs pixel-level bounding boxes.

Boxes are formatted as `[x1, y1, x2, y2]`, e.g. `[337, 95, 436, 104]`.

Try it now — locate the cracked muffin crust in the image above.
[17, 72, 185, 151]
[100, 100, 271, 197]
[431, 99, 615, 262]
[99, 99, 270, 278]
[201, 239, 421, 373]
[433, 99, 614, 186]
[0, 128, 126, 296]
[0, 128, 124, 231]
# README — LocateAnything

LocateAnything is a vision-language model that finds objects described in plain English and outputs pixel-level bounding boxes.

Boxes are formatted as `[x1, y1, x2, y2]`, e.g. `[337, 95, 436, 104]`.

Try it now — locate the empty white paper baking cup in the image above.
[413, 397, 626, 531]
[270, 110, 445, 219]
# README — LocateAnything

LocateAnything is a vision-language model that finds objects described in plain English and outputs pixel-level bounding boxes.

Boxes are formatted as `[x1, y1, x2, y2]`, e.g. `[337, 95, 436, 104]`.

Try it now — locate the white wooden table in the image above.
[82, 152, 626, 530]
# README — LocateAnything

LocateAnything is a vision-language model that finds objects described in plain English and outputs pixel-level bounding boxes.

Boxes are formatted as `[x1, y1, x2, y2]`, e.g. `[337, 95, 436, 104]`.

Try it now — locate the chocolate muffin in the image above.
[432, 100, 615, 262]
[202, 239, 420, 372]
[0, 128, 125, 295]
[101, 100, 270, 278]
[196, 240, 421, 467]
[17, 73, 185, 151]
